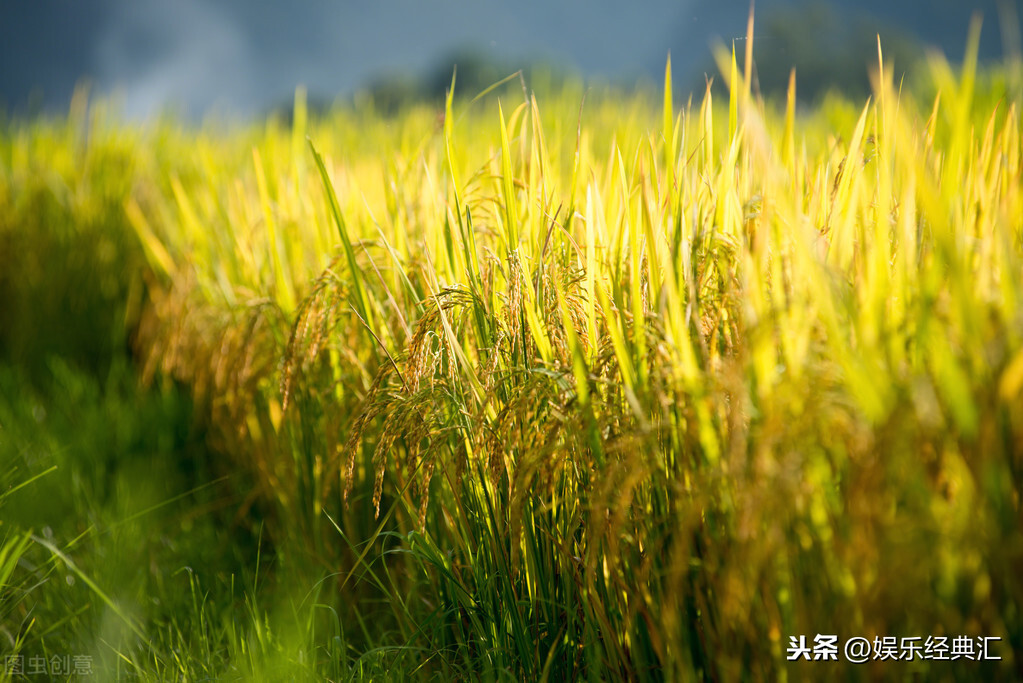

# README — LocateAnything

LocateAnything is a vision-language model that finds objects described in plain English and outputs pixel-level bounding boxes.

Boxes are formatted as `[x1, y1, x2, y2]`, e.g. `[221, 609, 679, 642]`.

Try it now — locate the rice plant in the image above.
[2, 18, 1021, 680]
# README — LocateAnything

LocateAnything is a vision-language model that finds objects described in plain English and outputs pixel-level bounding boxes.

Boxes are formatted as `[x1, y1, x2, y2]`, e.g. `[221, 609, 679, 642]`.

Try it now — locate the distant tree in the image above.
[756, 2, 924, 101]
[689, 0, 927, 103]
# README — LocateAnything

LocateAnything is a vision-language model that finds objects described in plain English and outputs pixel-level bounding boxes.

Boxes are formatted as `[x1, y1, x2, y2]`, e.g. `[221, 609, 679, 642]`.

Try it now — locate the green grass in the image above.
[0, 360, 410, 681]
[2, 28, 1023, 680]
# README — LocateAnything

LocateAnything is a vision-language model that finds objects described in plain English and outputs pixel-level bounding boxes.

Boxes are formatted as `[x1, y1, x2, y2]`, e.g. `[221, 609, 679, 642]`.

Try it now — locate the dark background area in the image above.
[0, 0, 1019, 119]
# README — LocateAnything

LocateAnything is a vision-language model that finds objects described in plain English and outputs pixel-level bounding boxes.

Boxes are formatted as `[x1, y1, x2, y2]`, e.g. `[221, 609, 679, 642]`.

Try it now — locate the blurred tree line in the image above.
[269, 0, 1015, 118]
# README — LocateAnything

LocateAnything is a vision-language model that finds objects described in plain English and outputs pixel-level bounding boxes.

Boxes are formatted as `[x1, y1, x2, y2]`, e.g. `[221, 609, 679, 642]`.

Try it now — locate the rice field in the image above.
[2, 27, 1022, 681]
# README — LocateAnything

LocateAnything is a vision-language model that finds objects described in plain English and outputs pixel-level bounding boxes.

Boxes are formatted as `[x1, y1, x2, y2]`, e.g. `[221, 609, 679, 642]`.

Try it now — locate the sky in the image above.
[0, 0, 1016, 120]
